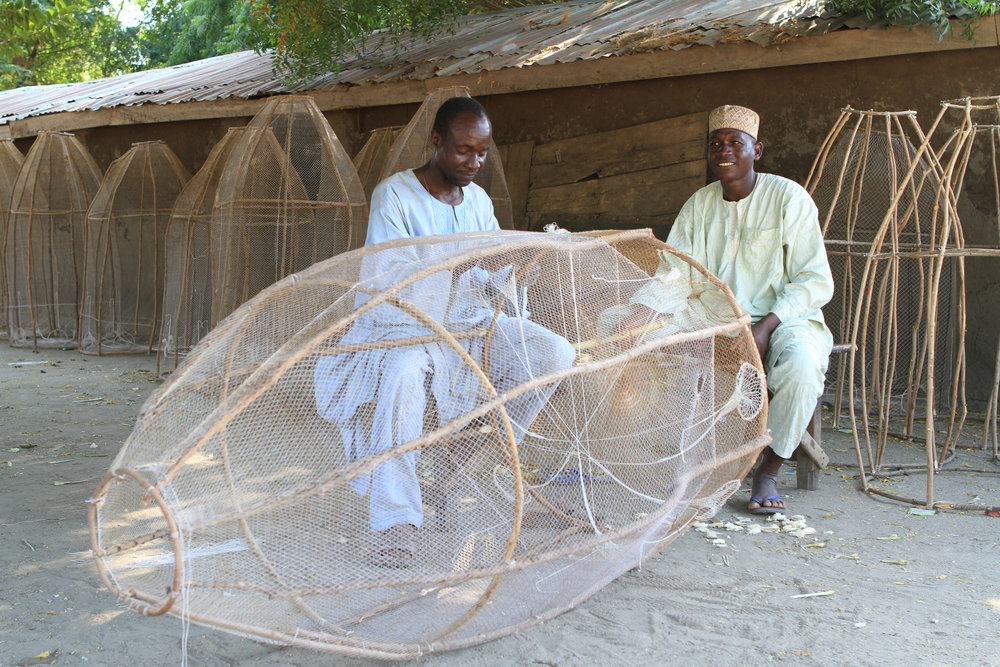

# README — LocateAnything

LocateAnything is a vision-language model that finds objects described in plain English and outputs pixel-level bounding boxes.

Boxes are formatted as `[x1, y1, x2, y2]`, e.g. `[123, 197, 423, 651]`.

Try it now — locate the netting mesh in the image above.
[353, 126, 403, 202]
[78, 141, 191, 354]
[211, 95, 368, 325]
[158, 128, 246, 374]
[380, 87, 514, 229]
[90, 228, 767, 658]
[0, 139, 24, 339]
[5, 131, 102, 348]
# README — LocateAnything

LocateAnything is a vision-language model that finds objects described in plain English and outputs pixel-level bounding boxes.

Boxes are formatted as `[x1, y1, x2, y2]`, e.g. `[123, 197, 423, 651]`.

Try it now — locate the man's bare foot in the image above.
[748, 448, 787, 515]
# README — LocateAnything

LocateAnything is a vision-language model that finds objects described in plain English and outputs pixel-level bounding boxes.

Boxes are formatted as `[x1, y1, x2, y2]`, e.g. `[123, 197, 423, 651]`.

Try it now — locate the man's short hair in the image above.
[433, 96, 489, 137]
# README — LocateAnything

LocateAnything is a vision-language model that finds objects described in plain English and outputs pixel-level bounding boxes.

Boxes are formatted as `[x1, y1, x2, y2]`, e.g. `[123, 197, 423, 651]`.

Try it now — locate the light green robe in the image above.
[644, 173, 834, 458]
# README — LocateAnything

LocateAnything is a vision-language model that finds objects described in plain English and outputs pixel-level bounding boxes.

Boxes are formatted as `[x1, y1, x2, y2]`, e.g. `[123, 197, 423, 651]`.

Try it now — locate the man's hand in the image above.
[751, 312, 781, 362]
[615, 305, 658, 347]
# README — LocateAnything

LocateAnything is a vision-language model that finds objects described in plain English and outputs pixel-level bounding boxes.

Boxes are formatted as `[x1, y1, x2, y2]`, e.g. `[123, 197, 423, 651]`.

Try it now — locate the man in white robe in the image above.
[620, 105, 833, 515]
[313, 97, 574, 565]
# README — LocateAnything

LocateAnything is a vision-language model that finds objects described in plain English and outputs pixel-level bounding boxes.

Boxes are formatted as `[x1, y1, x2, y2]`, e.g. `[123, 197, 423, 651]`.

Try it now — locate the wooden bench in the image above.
[794, 342, 853, 490]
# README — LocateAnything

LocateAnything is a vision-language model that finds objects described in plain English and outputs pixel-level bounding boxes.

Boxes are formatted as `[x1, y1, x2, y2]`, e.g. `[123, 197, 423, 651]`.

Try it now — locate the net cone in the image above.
[79, 141, 191, 354]
[6, 132, 102, 348]
[354, 126, 403, 202]
[158, 128, 246, 375]
[211, 95, 367, 325]
[0, 139, 24, 339]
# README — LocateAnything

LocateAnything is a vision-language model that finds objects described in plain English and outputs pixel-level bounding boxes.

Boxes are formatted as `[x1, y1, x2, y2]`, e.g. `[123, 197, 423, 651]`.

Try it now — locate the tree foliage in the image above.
[823, 0, 999, 37]
[242, 0, 468, 83]
[8, 0, 993, 93]
[138, 0, 252, 68]
[0, 0, 143, 89]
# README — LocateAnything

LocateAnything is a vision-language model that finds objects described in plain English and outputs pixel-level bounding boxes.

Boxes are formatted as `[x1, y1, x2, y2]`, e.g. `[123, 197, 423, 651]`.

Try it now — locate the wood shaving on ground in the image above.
[692, 513, 819, 547]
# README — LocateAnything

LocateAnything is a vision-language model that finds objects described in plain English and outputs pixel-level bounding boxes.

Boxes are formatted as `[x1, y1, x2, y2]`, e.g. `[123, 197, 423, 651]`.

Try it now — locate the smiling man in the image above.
[621, 105, 834, 515]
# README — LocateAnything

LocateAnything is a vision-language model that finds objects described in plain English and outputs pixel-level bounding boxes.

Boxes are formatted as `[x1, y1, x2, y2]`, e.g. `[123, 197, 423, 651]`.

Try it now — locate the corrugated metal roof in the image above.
[0, 0, 865, 127]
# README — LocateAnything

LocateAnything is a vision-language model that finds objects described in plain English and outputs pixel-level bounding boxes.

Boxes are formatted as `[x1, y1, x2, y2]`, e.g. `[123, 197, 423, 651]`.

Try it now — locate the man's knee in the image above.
[505, 319, 575, 376]
[386, 348, 432, 396]
[553, 335, 576, 373]
[768, 344, 825, 395]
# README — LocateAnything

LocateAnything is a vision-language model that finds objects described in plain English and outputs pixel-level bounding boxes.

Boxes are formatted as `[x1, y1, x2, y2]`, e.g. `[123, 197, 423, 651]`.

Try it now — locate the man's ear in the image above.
[754, 141, 763, 161]
[430, 130, 442, 150]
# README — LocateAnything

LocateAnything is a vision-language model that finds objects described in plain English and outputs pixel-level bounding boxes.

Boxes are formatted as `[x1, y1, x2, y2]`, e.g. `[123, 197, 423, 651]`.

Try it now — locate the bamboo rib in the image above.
[89, 468, 184, 617]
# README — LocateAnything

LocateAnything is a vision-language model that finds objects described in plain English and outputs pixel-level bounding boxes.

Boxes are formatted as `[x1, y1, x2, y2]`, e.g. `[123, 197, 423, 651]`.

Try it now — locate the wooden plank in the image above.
[797, 427, 829, 469]
[530, 112, 707, 189]
[796, 453, 820, 491]
[525, 159, 704, 231]
[796, 403, 827, 491]
[496, 140, 534, 230]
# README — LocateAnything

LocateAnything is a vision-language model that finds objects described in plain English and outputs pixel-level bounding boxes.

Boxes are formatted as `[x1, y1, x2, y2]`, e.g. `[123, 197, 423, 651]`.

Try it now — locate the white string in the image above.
[159, 480, 191, 667]
[589, 274, 650, 284]
[515, 361, 764, 511]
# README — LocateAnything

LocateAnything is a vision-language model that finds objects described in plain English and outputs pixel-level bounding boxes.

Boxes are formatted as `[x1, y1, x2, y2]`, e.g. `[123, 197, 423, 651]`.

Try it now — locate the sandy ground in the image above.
[1, 343, 999, 666]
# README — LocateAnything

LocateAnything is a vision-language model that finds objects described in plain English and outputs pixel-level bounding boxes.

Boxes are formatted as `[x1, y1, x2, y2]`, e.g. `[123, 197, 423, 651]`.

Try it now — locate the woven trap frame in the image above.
[380, 87, 514, 229]
[807, 102, 1000, 507]
[930, 96, 1000, 469]
[79, 141, 191, 354]
[90, 228, 767, 658]
[211, 95, 367, 324]
[806, 109, 959, 459]
[0, 139, 24, 339]
[5, 131, 102, 348]
[353, 126, 403, 201]
[158, 128, 245, 374]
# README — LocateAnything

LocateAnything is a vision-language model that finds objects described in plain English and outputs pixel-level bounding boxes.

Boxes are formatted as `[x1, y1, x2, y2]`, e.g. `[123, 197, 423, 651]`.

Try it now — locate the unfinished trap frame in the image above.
[90, 228, 767, 659]
[79, 141, 191, 355]
[379, 86, 514, 230]
[157, 128, 246, 375]
[808, 103, 1000, 508]
[5, 131, 102, 348]
[937, 96, 1000, 469]
[0, 139, 24, 339]
[210, 95, 368, 324]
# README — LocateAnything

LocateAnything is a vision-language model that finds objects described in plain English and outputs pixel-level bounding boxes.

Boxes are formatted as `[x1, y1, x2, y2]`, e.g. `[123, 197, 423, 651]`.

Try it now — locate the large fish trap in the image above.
[90, 229, 767, 658]
[210, 95, 367, 324]
[0, 138, 24, 339]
